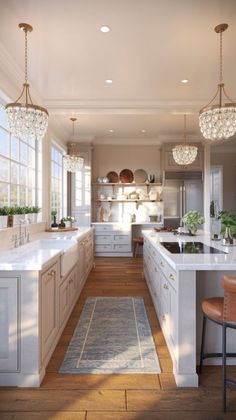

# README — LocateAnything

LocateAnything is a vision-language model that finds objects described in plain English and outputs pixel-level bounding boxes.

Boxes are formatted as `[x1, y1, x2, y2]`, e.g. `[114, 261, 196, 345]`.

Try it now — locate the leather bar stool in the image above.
[133, 237, 144, 257]
[199, 275, 236, 412]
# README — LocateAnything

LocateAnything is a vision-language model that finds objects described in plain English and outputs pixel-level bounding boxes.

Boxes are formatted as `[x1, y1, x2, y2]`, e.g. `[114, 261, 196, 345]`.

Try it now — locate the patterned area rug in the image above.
[59, 296, 161, 374]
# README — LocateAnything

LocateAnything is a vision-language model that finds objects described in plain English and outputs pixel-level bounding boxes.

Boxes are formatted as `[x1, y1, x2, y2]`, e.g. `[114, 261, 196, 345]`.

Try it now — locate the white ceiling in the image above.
[0, 0, 236, 145]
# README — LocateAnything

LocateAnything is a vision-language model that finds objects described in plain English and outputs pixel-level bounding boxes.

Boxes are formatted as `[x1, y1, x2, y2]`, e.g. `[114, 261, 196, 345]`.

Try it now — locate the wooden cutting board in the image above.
[46, 227, 79, 232]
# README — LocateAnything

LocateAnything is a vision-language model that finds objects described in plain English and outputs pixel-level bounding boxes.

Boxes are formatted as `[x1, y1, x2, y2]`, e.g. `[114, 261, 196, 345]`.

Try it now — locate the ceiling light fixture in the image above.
[105, 79, 113, 84]
[181, 79, 189, 84]
[172, 114, 198, 166]
[141, 129, 146, 133]
[5, 23, 48, 141]
[109, 129, 114, 133]
[100, 25, 110, 33]
[199, 23, 236, 141]
[63, 118, 84, 172]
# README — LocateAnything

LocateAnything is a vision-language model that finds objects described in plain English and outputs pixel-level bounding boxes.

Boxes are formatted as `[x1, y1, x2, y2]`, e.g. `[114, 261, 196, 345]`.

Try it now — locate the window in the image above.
[51, 144, 67, 219]
[75, 163, 91, 207]
[0, 106, 42, 207]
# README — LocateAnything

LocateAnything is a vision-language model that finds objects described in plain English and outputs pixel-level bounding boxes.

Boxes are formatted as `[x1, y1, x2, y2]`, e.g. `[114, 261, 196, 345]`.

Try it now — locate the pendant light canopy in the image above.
[63, 118, 84, 172]
[5, 23, 48, 141]
[172, 115, 198, 166]
[199, 23, 236, 141]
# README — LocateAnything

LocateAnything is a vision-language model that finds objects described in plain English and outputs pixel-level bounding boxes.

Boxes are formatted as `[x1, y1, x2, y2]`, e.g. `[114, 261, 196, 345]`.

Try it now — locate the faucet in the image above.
[18, 218, 27, 246]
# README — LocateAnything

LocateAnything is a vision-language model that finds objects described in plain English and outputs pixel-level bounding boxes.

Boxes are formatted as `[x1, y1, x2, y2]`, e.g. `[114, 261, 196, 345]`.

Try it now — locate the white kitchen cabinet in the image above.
[41, 261, 59, 364]
[0, 277, 19, 371]
[143, 236, 178, 363]
[93, 223, 132, 256]
[59, 265, 77, 328]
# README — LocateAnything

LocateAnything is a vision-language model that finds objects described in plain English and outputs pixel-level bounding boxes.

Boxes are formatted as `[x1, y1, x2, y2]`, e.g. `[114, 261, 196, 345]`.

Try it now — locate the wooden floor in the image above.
[1, 257, 236, 419]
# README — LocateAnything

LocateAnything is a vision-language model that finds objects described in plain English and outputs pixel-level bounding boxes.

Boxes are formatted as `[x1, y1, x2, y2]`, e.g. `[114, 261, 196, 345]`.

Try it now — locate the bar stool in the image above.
[199, 275, 236, 412]
[133, 237, 143, 257]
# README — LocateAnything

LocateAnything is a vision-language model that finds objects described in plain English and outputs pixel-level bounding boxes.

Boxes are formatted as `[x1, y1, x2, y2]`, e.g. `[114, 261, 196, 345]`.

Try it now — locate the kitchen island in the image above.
[143, 230, 236, 387]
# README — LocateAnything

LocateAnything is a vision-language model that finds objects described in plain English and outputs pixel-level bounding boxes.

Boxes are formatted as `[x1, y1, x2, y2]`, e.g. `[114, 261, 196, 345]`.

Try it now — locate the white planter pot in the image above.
[64, 221, 72, 228]
[0, 215, 8, 229]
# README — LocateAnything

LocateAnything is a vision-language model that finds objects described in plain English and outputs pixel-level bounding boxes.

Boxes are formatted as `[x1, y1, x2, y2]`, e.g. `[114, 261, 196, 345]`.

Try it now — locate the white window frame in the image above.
[0, 105, 42, 208]
[50, 141, 67, 220]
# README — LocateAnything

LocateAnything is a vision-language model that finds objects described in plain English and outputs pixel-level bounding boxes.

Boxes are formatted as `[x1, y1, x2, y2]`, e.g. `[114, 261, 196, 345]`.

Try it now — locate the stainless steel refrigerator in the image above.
[163, 172, 203, 229]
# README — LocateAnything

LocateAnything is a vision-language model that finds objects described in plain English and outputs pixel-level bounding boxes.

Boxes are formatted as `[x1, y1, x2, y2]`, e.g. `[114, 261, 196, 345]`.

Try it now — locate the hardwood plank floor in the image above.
[0, 257, 235, 419]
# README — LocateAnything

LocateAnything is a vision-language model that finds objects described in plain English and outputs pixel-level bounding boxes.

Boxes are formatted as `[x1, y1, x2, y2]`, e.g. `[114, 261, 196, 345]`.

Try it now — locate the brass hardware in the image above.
[160, 261, 164, 267]
[169, 274, 175, 281]
[48, 269, 56, 276]
[214, 23, 228, 33]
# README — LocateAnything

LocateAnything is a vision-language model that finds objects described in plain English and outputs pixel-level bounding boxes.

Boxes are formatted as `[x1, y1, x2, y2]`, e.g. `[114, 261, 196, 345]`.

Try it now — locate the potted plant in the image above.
[0, 206, 10, 229]
[218, 210, 236, 241]
[31, 206, 41, 223]
[62, 216, 75, 228]
[181, 210, 205, 236]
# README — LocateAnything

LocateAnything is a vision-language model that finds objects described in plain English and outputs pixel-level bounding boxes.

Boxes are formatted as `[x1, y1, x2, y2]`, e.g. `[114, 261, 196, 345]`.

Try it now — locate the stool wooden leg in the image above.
[199, 315, 206, 374]
[222, 324, 227, 412]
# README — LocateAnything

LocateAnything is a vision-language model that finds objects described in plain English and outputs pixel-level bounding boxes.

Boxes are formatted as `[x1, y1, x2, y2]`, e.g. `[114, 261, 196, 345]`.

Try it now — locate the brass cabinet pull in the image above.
[163, 283, 169, 290]
[169, 274, 175, 281]
[48, 269, 56, 276]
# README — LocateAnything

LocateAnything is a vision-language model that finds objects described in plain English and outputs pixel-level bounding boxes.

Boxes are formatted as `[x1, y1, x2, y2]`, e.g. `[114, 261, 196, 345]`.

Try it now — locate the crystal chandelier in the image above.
[5, 23, 48, 141]
[63, 118, 84, 172]
[172, 115, 198, 166]
[199, 23, 236, 141]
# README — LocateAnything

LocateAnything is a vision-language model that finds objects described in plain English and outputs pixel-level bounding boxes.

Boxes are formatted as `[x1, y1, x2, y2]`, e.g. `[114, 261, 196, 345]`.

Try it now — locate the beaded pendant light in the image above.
[5, 23, 48, 141]
[63, 118, 84, 172]
[172, 115, 198, 166]
[199, 23, 236, 141]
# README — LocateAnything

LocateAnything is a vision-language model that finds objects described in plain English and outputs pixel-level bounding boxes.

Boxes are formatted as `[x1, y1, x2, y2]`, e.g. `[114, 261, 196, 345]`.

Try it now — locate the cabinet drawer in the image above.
[113, 244, 131, 252]
[95, 235, 112, 244]
[113, 234, 130, 244]
[94, 224, 114, 232]
[95, 244, 113, 252]
[159, 258, 177, 286]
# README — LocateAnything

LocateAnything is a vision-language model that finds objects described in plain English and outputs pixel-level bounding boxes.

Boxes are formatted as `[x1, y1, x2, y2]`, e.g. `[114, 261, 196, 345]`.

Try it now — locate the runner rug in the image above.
[59, 296, 161, 374]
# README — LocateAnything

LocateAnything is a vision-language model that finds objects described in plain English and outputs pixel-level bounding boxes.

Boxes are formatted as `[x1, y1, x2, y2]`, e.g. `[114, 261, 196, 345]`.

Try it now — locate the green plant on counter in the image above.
[218, 210, 236, 236]
[62, 216, 75, 222]
[0, 206, 10, 216]
[32, 206, 41, 214]
[181, 210, 205, 235]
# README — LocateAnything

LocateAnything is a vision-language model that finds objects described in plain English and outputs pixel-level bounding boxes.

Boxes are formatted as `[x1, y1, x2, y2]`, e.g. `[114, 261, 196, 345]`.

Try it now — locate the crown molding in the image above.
[45, 99, 204, 115]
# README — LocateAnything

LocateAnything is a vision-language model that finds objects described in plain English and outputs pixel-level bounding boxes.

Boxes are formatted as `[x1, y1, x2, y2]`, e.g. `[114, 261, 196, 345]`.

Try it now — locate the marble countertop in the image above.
[0, 227, 92, 271]
[143, 230, 236, 271]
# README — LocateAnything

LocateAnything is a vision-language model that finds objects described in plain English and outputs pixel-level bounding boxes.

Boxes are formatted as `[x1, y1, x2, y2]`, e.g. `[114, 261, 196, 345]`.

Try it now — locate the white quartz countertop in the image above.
[143, 230, 236, 271]
[0, 227, 92, 271]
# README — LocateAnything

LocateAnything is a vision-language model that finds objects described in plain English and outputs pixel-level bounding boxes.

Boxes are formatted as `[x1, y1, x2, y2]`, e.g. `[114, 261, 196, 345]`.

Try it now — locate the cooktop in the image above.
[160, 241, 226, 254]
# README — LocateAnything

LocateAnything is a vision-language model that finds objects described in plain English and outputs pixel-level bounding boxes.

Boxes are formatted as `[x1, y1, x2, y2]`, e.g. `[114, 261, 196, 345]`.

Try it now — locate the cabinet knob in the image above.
[48, 269, 56, 276]
[164, 283, 169, 290]
[169, 274, 175, 281]
[160, 261, 164, 267]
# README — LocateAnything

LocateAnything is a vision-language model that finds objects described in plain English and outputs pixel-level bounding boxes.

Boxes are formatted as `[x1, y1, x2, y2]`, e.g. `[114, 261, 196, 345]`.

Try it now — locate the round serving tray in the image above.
[119, 169, 134, 183]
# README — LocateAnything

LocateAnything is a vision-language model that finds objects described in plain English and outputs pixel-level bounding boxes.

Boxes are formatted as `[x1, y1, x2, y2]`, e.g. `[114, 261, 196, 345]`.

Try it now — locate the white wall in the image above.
[211, 150, 236, 211]
[92, 144, 162, 182]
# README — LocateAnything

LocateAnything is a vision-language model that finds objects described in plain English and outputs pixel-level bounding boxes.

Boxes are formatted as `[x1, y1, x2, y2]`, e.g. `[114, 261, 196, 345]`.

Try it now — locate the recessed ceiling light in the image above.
[141, 129, 146, 133]
[109, 129, 114, 133]
[181, 79, 189, 84]
[100, 25, 110, 33]
[105, 79, 113, 84]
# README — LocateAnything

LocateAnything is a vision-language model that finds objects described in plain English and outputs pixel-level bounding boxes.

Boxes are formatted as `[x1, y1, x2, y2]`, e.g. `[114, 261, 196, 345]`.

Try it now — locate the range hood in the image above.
[164, 171, 203, 181]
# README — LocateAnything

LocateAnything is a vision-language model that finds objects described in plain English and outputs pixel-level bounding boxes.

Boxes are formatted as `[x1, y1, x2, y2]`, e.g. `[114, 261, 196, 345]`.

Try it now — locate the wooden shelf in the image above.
[96, 199, 163, 203]
[92, 182, 162, 187]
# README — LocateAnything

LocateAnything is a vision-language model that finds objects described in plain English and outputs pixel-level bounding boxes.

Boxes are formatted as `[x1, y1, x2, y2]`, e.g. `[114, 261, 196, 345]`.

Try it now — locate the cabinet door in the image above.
[41, 262, 59, 362]
[169, 282, 178, 354]
[69, 268, 77, 305]
[78, 240, 86, 285]
[0, 277, 19, 371]
[59, 277, 70, 327]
